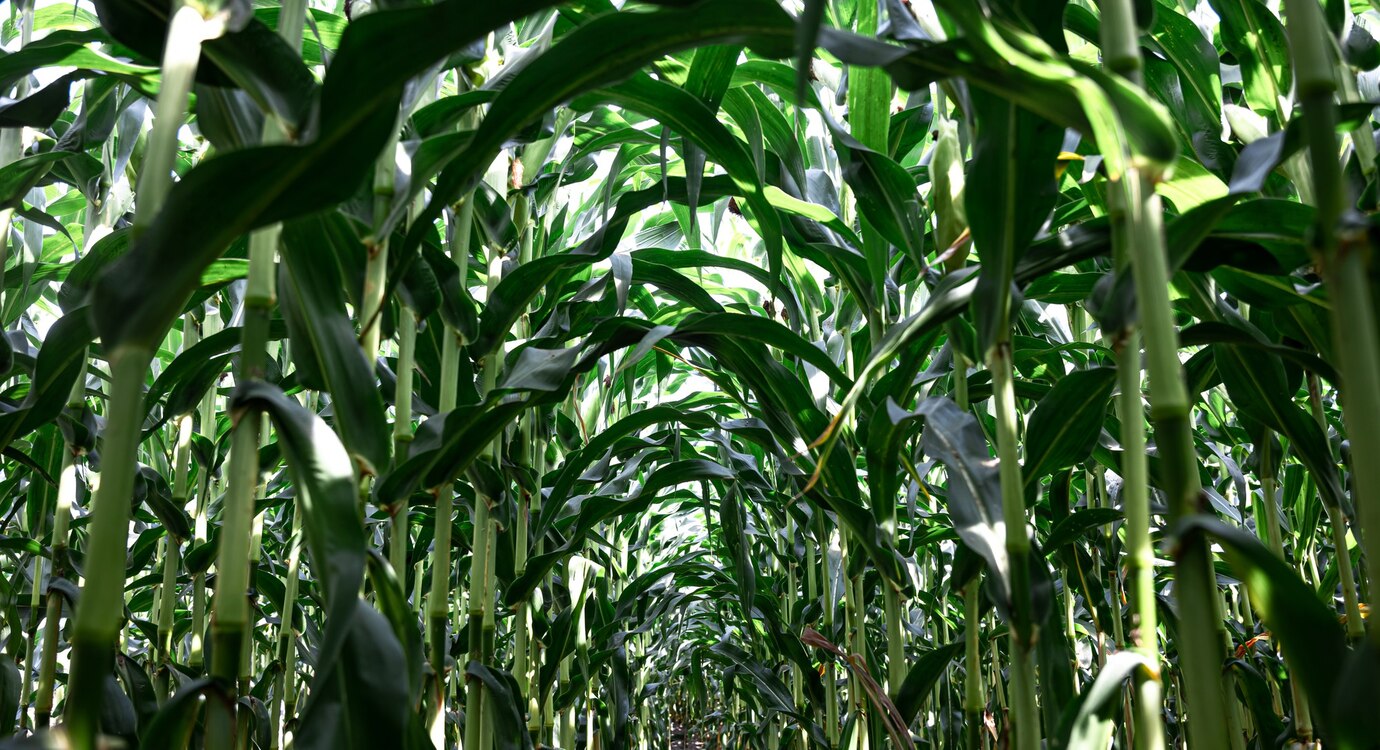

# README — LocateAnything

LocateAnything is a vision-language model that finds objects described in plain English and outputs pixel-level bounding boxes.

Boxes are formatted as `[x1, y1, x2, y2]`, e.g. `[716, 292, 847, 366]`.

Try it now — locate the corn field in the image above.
[0, 0, 1373, 748]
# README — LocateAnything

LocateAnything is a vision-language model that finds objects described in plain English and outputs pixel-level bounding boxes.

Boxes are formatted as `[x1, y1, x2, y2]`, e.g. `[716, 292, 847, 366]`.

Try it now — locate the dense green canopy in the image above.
[0, 0, 1373, 749]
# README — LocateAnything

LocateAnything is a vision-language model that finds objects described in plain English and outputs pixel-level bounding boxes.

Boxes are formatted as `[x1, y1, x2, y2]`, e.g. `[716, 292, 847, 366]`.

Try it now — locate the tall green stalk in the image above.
[839, 534, 868, 750]
[20, 420, 55, 731]
[962, 579, 984, 750]
[512, 189, 535, 712]
[1123, 167, 1233, 748]
[1113, 318, 1166, 750]
[390, 308, 416, 579]
[238, 424, 269, 749]
[1097, 7, 1167, 743]
[1308, 374, 1364, 640]
[274, 378, 309, 747]
[990, 333, 1039, 750]
[155, 315, 198, 701]
[206, 0, 304, 738]
[786, 513, 805, 747]
[65, 347, 153, 748]
[462, 248, 505, 750]
[362, 130, 402, 364]
[1254, 433, 1314, 740]
[37, 194, 113, 731]
[190, 306, 221, 671]
[1283, 0, 1380, 648]
[508, 117, 565, 731]
[34, 362, 86, 729]
[271, 508, 302, 749]
[1096, 0, 1232, 744]
[65, 2, 230, 743]
[205, 221, 273, 750]
[427, 198, 472, 746]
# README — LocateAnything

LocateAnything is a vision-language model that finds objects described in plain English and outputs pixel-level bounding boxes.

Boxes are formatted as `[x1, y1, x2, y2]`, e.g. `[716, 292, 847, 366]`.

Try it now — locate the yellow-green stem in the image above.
[1282, 0, 1380, 648]
[390, 310, 417, 579]
[65, 346, 153, 749]
[990, 337, 1039, 750]
[34, 367, 81, 727]
[1120, 171, 1232, 747]
[963, 580, 984, 750]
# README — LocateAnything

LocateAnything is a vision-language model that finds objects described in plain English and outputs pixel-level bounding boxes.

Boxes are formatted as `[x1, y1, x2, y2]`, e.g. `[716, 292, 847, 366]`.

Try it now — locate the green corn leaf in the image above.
[917, 395, 1011, 616]
[92, 0, 561, 352]
[1022, 367, 1117, 487]
[229, 381, 364, 681]
[891, 640, 964, 726]
[280, 215, 391, 476]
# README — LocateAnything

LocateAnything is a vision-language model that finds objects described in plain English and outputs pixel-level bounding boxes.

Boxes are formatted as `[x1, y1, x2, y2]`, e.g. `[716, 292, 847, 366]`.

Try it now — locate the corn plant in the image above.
[0, 0, 1374, 748]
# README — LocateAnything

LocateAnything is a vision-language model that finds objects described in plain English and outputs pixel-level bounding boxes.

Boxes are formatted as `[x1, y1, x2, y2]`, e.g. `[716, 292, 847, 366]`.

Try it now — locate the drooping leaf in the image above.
[280, 214, 391, 476]
[228, 381, 365, 689]
[916, 396, 1011, 615]
[1181, 516, 1348, 744]
[92, 0, 563, 352]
